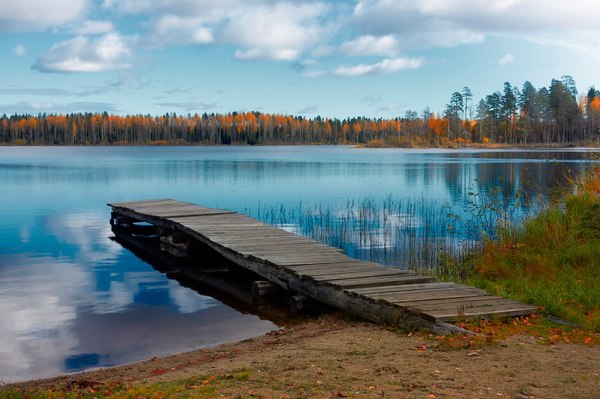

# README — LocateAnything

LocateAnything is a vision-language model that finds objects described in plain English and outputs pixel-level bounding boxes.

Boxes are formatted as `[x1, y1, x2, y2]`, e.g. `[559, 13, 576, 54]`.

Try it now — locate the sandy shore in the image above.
[4, 314, 600, 398]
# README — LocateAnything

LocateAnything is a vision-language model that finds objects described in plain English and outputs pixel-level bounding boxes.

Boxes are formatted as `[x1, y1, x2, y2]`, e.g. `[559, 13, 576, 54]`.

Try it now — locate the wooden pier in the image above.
[108, 199, 536, 333]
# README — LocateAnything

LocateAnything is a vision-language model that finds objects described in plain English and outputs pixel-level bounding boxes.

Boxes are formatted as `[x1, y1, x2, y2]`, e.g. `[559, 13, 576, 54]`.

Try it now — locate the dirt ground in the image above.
[6, 314, 600, 398]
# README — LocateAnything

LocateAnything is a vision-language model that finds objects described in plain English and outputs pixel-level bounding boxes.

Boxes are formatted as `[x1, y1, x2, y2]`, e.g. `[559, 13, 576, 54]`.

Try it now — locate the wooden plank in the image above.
[300, 265, 413, 276]
[258, 253, 350, 261]
[240, 253, 345, 262]
[108, 198, 174, 207]
[424, 303, 537, 322]
[260, 258, 353, 266]
[226, 240, 338, 249]
[380, 288, 491, 303]
[286, 262, 375, 273]
[222, 240, 338, 250]
[122, 203, 202, 213]
[242, 250, 345, 259]
[353, 285, 466, 298]
[202, 233, 302, 241]
[286, 260, 363, 269]
[183, 224, 281, 231]
[176, 219, 264, 227]
[331, 275, 436, 289]
[238, 245, 343, 254]
[214, 235, 315, 244]
[148, 207, 229, 215]
[295, 265, 402, 276]
[151, 210, 236, 218]
[229, 247, 344, 256]
[348, 282, 456, 295]
[206, 236, 311, 245]
[174, 213, 263, 223]
[408, 297, 532, 312]
[307, 269, 415, 281]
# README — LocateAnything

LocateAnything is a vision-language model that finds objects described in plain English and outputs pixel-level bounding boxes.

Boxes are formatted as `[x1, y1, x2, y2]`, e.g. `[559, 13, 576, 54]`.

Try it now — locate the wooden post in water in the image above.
[251, 281, 284, 299]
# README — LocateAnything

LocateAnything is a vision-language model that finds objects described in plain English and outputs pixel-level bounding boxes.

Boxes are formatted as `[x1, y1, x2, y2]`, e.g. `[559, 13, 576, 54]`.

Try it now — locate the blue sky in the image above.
[1, 0, 600, 119]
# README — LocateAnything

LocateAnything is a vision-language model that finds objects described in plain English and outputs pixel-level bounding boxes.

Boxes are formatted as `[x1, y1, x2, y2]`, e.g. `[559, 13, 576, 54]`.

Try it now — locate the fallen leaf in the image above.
[467, 348, 484, 356]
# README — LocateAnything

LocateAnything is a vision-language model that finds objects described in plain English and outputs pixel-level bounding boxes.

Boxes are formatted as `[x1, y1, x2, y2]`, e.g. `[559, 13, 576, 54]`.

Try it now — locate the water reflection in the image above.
[0, 146, 595, 382]
[0, 211, 276, 383]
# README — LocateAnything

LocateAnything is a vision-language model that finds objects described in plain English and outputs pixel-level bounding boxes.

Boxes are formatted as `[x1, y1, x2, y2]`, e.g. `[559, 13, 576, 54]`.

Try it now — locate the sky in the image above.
[1, 0, 600, 119]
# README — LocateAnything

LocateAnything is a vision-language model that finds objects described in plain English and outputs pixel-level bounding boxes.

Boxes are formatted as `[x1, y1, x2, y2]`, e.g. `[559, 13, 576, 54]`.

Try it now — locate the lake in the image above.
[0, 145, 594, 382]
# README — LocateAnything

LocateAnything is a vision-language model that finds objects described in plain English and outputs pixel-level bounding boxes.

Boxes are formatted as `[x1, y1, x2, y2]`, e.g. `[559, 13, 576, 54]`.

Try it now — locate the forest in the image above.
[2, 76, 599, 146]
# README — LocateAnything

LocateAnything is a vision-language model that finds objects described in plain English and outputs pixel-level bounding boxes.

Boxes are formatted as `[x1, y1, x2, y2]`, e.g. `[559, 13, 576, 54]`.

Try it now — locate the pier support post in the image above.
[290, 294, 317, 313]
[251, 281, 284, 299]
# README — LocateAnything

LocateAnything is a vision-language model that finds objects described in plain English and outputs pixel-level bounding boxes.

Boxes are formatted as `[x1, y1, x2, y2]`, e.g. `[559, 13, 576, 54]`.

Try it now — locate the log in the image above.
[251, 280, 284, 299]
[290, 294, 317, 312]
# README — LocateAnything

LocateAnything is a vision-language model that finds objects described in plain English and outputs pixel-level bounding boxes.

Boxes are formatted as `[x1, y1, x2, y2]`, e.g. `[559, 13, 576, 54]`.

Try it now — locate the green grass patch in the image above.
[0, 370, 252, 399]
[450, 167, 600, 331]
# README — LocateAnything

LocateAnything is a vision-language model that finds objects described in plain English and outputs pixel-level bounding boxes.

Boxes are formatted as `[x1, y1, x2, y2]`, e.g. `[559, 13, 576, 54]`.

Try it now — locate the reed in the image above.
[250, 191, 536, 274]
[464, 165, 600, 330]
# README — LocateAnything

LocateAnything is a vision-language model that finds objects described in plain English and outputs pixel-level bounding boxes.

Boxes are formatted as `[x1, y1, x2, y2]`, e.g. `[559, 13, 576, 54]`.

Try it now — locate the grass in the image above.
[1, 370, 252, 399]
[457, 165, 600, 331]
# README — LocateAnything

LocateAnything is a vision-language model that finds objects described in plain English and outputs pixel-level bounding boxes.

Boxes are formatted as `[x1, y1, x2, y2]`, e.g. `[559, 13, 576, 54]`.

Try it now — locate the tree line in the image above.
[2, 76, 599, 146]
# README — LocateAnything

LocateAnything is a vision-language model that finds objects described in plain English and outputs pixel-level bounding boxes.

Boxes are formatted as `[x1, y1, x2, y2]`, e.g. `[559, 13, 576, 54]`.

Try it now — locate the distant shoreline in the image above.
[1, 142, 598, 149]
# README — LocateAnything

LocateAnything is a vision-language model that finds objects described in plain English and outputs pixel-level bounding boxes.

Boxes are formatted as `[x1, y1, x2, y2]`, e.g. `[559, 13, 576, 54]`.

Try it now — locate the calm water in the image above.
[0, 146, 594, 382]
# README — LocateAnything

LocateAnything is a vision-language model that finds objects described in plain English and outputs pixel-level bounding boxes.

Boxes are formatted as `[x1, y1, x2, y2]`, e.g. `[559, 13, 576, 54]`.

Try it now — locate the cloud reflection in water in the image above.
[0, 212, 275, 383]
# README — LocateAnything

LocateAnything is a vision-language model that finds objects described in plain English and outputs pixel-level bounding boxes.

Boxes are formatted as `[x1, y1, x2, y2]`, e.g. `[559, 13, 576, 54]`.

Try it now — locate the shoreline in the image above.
[1, 142, 599, 149]
[4, 314, 599, 398]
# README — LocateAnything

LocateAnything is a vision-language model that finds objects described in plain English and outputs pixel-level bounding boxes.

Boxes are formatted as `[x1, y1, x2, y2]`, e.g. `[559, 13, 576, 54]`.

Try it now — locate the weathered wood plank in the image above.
[149, 209, 237, 218]
[307, 270, 415, 281]
[409, 297, 533, 312]
[285, 260, 364, 270]
[348, 282, 457, 296]
[215, 235, 316, 244]
[331, 275, 436, 289]
[109, 198, 175, 208]
[258, 256, 352, 266]
[424, 303, 538, 322]
[295, 265, 404, 276]
[380, 288, 491, 303]
[233, 243, 343, 252]
[224, 241, 341, 250]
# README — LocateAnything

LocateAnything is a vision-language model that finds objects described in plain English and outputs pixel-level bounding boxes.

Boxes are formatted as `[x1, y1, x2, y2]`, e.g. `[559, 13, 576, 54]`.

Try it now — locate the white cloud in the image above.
[121, 1, 332, 60]
[33, 33, 132, 73]
[352, 0, 600, 52]
[0, 101, 119, 113]
[12, 44, 27, 56]
[146, 15, 214, 46]
[222, 2, 332, 61]
[0, 0, 88, 32]
[70, 20, 114, 35]
[340, 35, 397, 56]
[192, 27, 214, 44]
[496, 53, 515, 66]
[334, 57, 425, 77]
[102, 0, 238, 16]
